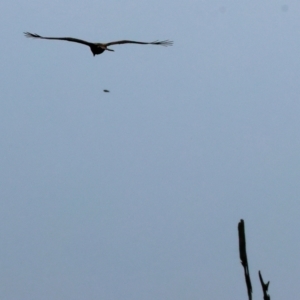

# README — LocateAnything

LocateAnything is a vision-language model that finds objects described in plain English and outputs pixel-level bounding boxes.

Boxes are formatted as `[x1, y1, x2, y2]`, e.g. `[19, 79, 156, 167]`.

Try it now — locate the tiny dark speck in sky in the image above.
[103, 90, 110, 93]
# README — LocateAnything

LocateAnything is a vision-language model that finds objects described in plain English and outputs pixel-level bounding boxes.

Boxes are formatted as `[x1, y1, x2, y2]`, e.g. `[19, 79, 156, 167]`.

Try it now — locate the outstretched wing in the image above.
[105, 39, 173, 47]
[24, 32, 93, 47]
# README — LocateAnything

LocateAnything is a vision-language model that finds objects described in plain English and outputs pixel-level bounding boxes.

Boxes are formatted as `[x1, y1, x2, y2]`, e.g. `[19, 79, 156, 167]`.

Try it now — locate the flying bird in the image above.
[24, 32, 173, 56]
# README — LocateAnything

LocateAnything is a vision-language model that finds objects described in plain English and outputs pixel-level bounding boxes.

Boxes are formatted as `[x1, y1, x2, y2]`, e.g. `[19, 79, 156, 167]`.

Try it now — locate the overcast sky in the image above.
[1, 0, 300, 299]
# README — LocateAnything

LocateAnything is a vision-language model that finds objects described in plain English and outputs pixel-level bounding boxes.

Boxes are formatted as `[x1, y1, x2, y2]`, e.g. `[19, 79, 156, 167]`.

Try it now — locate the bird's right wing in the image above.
[105, 39, 173, 47]
[24, 32, 93, 47]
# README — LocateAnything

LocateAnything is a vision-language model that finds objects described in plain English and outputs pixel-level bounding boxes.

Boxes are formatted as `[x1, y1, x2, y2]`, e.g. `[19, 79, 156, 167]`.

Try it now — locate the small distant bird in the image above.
[103, 90, 110, 93]
[24, 32, 173, 56]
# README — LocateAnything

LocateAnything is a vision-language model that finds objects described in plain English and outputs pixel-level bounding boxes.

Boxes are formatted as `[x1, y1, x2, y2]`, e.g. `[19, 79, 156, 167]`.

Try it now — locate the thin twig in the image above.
[259, 271, 271, 300]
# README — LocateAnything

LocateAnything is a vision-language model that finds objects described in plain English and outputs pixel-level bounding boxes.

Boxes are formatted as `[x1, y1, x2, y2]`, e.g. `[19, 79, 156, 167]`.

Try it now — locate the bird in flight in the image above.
[24, 32, 173, 56]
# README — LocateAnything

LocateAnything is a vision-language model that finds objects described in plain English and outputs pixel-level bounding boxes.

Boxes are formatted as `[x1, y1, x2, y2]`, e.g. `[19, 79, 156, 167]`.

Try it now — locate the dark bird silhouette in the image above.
[103, 90, 110, 93]
[24, 32, 173, 56]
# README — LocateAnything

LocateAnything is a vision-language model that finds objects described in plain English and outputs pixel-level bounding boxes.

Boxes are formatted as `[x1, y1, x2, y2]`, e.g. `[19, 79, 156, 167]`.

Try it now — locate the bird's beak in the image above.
[107, 48, 114, 52]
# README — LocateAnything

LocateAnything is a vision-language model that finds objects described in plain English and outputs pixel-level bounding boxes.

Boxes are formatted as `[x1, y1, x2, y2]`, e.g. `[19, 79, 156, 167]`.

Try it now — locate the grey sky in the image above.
[1, 1, 300, 299]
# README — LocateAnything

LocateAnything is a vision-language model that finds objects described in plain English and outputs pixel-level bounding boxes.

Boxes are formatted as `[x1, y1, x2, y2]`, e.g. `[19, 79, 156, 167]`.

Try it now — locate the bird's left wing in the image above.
[24, 32, 93, 47]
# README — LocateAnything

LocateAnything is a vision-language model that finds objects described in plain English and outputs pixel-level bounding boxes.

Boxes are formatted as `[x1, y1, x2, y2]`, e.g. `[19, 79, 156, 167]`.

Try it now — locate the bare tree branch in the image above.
[238, 219, 252, 300]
